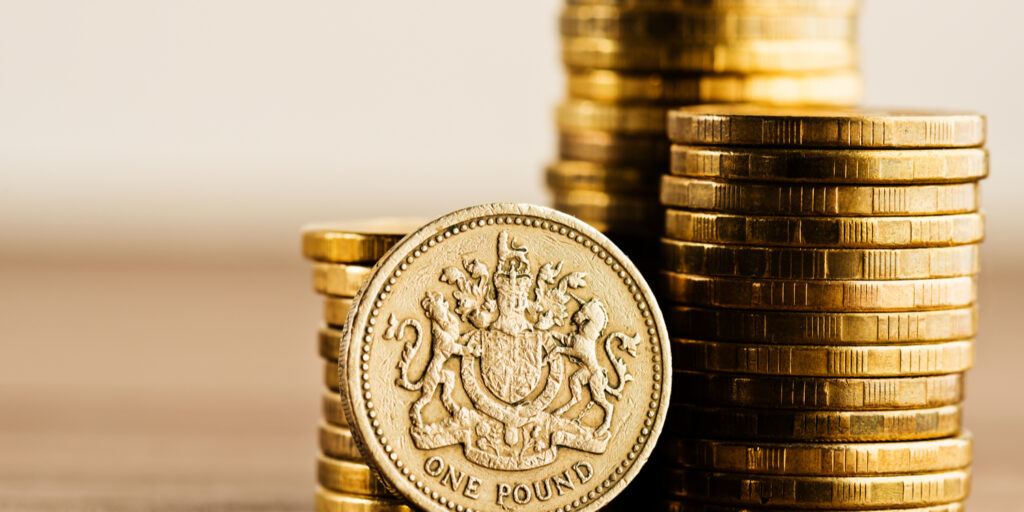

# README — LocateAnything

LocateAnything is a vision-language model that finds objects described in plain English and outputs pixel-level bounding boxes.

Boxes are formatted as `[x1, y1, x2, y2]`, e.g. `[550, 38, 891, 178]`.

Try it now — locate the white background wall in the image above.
[1, 0, 1019, 264]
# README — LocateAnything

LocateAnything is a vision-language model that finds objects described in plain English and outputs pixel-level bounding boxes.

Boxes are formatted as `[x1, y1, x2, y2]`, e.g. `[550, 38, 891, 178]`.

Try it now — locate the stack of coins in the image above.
[657, 105, 986, 510]
[301, 219, 423, 512]
[548, 0, 862, 268]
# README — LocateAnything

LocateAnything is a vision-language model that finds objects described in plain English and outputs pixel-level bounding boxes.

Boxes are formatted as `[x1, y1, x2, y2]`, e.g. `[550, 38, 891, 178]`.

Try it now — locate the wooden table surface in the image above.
[2, 259, 1022, 511]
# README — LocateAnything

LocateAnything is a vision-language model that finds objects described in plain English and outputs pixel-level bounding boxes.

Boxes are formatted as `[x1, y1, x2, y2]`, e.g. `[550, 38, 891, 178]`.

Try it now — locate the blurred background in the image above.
[1, 1, 1021, 510]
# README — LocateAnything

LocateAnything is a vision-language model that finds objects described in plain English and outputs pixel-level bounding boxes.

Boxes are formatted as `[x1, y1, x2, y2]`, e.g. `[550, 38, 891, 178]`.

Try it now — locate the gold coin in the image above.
[324, 297, 353, 327]
[665, 306, 977, 344]
[659, 433, 972, 475]
[302, 219, 422, 264]
[315, 487, 412, 512]
[552, 188, 663, 234]
[660, 176, 979, 216]
[338, 203, 672, 512]
[662, 468, 970, 508]
[671, 339, 973, 377]
[661, 272, 977, 312]
[558, 99, 667, 134]
[561, 6, 856, 41]
[325, 360, 340, 392]
[317, 455, 394, 497]
[563, 37, 857, 72]
[667, 105, 985, 148]
[672, 371, 963, 410]
[545, 160, 661, 192]
[559, 130, 670, 167]
[661, 240, 980, 280]
[564, 0, 860, 15]
[320, 422, 364, 461]
[568, 69, 862, 105]
[323, 389, 349, 427]
[319, 327, 343, 361]
[313, 263, 373, 298]
[663, 210, 986, 248]
[665, 404, 962, 442]
[660, 500, 964, 512]
[670, 145, 987, 183]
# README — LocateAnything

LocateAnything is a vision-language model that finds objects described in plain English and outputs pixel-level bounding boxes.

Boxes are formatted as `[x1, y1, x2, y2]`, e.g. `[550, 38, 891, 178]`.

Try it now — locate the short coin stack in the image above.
[301, 219, 422, 512]
[548, 0, 862, 268]
[657, 105, 986, 510]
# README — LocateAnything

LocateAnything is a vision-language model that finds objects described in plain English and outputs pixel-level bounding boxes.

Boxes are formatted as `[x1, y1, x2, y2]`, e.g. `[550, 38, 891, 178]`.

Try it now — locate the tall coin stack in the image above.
[548, 0, 862, 271]
[302, 220, 422, 512]
[658, 105, 986, 510]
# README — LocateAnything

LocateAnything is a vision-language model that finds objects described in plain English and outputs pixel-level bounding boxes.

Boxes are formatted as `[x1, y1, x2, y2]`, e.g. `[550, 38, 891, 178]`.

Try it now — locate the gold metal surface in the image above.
[559, 130, 670, 166]
[323, 297, 353, 327]
[558, 99, 668, 134]
[314, 487, 412, 512]
[301, 219, 421, 264]
[545, 160, 661, 192]
[322, 389, 349, 427]
[313, 263, 373, 298]
[319, 422, 363, 461]
[316, 455, 394, 497]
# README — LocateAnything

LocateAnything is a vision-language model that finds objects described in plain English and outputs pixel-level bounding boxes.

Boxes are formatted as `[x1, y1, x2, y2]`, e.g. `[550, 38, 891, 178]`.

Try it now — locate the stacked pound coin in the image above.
[547, 0, 862, 271]
[657, 105, 986, 511]
[302, 219, 423, 512]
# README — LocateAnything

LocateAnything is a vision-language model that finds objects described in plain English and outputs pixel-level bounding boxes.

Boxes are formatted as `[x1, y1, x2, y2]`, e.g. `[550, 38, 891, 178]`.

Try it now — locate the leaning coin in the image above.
[665, 306, 977, 344]
[563, 37, 857, 72]
[663, 468, 970, 508]
[662, 210, 986, 248]
[302, 219, 421, 264]
[568, 69, 862, 105]
[661, 500, 964, 512]
[667, 105, 985, 148]
[314, 487, 412, 512]
[324, 297, 353, 327]
[671, 339, 974, 377]
[557, 99, 668, 134]
[660, 272, 977, 311]
[658, 433, 972, 475]
[660, 176, 979, 216]
[670, 146, 987, 183]
[559, 130, 669, 167]
[665, 404, 962, 442]
[338, 203, 672, 512]
[319, 327, 343, 361]
[545, 160, 661, 192]
[317, 455, 394, 497]
[313, 263, 373, 298]
[672, 371, 963, 410]
[320, 422, 364, 461]
[322, 390, 349, 427]
[660, 240, 980, 280]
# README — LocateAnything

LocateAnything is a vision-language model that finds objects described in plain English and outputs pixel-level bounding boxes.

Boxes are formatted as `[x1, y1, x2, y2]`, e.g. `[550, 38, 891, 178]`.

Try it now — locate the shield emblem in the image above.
[479, 329, 544, 403]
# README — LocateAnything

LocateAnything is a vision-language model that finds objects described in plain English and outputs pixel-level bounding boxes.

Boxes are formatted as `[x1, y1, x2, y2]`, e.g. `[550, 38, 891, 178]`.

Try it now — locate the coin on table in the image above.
[338, 203, 672, 512]
[660, 500, 965, 512]
[545, 160, 661, 192]
[660, 240, 980, 280]
[317, 455, 395, 497]
[320, 422, 364, 461]
[662, 210, 986, 248]
[672, 371, 963, 410]
[302, 219, 422, 264]
[322, 390, 349, 427]
[568, 69, 862, 105]
[660, 176, 979, 216]
[560, 5, 856, 42]
[559, 131, 670, 167]
[319, 327, 343, 361]
[558, 99, 668, 134]
[667, 105, 985, 148]
[665, 306, 978, 344]
[661, 272, 977, 311]
[315, 487, 412, 512]
[313, 263, 373, 298]
[658, 433, 972, 475]
[663, 468, 970, 508]
[664, 404, 962, 442]
[552, 188, 663, 235]
[324, 297, 353, 327]
[670, 146, 987, 183]
[671, 339, 974, 377]
[563, 37, 857, 72]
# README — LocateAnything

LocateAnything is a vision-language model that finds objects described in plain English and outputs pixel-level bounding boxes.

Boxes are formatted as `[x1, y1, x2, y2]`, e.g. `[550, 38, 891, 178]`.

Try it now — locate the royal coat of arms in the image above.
[383, 231, 641, 470]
